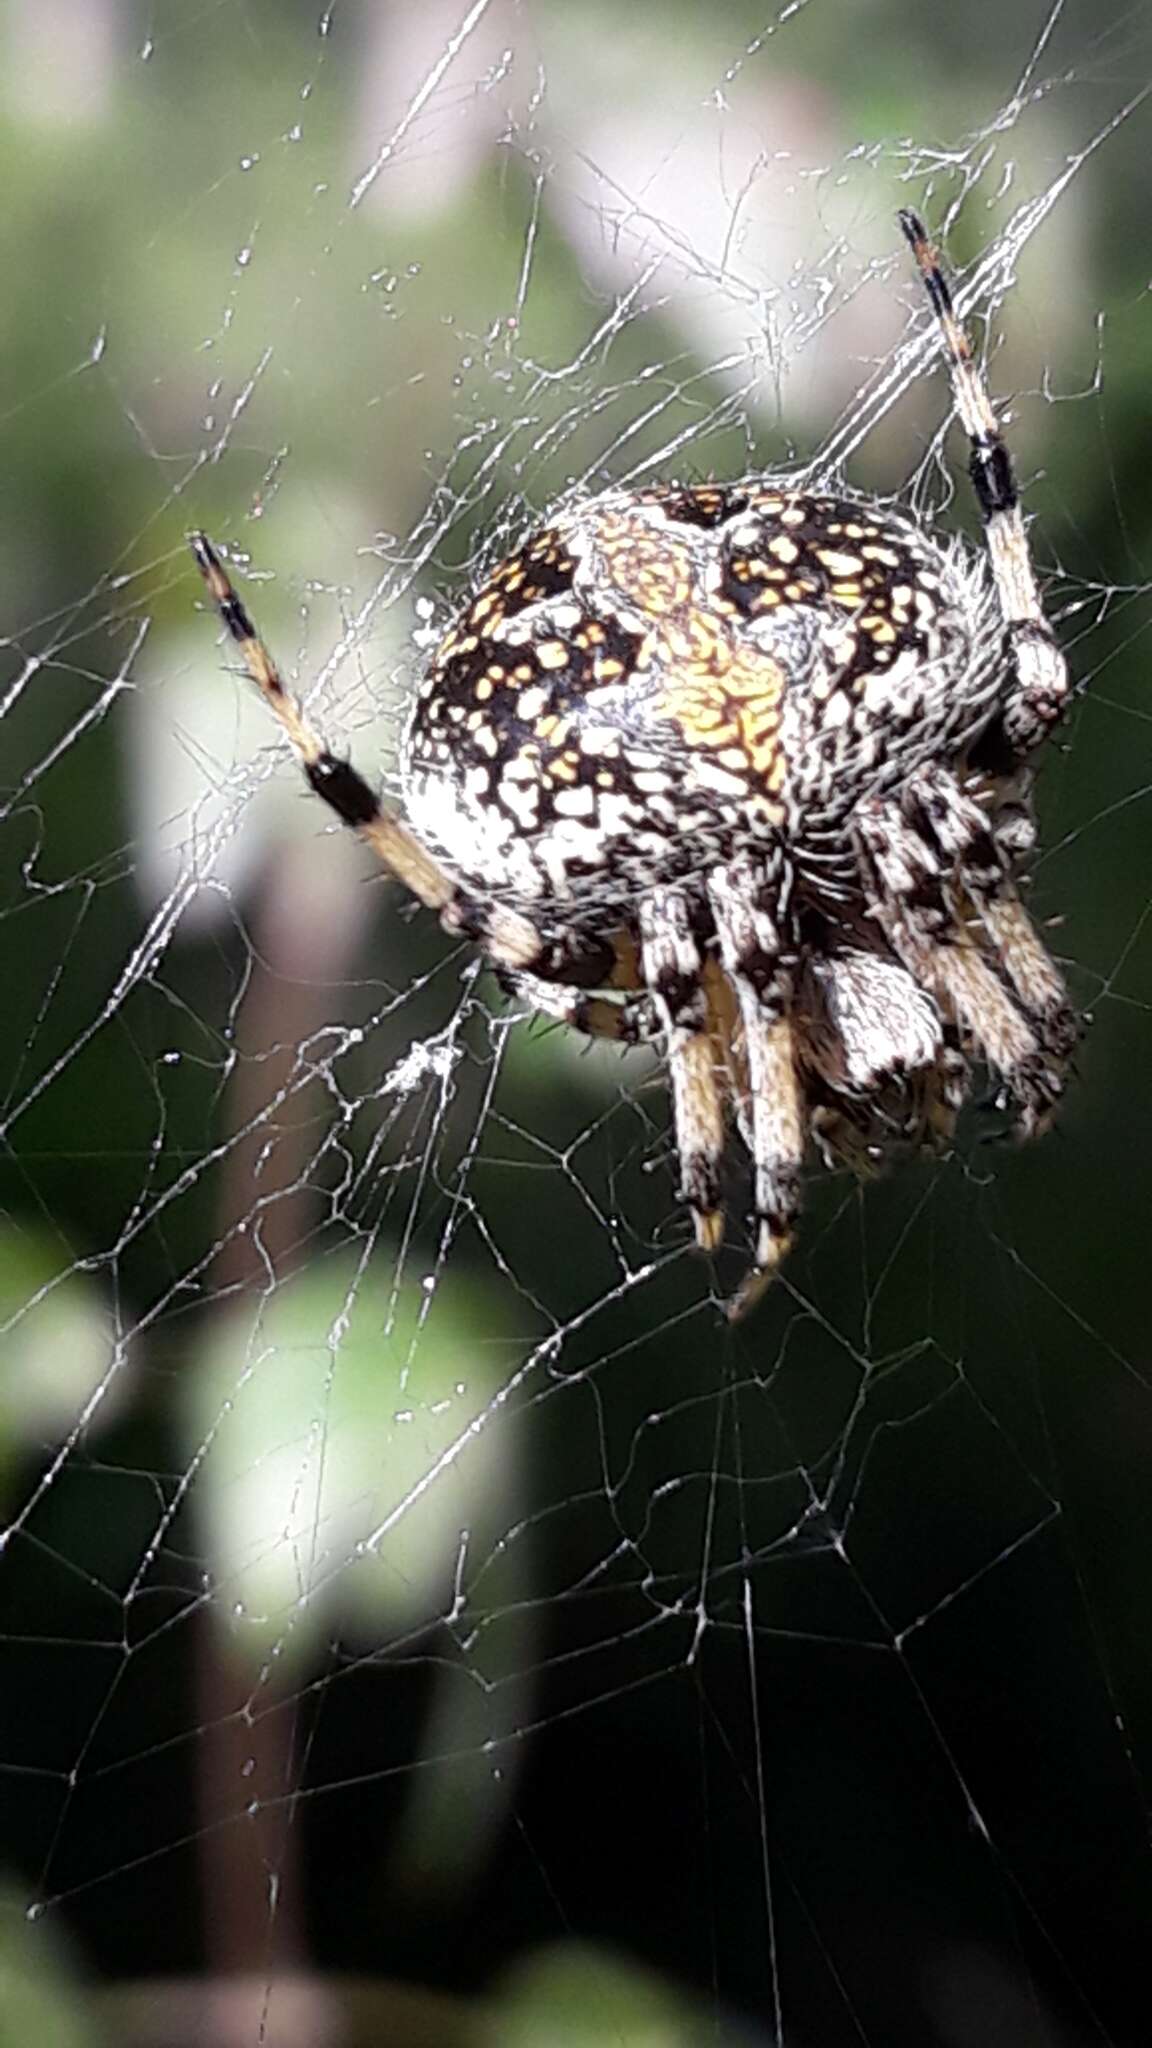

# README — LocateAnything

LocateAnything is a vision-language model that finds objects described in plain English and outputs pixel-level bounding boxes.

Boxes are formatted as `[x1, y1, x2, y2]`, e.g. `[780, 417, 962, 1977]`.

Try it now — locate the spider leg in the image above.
[638, 888, 726, 1255]
[900, 210, 1069, 759]
[708, 857, 805, 1292]
[496, 927, 657, 1042]
[855, 789, 1064, 1134]
[703, 956, 753, 1151]
[972, 891, 1076, 1072]
[190, 531, 583, 979]
[902, 763, 1077, 1071]
[500, 966, 657, 1045]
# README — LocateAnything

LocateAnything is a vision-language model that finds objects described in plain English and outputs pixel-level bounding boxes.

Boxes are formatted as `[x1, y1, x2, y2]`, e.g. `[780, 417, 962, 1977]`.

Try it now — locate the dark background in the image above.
[1, 2, 1151, 2042]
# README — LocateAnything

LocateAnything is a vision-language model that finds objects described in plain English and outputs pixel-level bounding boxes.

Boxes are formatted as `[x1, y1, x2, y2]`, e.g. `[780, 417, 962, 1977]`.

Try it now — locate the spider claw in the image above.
[693, 1209, 725, 1254]
[725, 1238, 791, 1324]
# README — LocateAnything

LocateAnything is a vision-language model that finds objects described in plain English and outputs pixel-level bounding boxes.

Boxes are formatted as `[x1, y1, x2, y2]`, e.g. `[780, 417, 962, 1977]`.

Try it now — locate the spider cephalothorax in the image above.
[191, 211, 1076, 1317]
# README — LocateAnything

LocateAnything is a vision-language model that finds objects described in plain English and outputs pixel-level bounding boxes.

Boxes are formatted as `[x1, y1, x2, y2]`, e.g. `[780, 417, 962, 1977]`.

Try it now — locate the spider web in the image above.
[2, 2, 1152, 2042]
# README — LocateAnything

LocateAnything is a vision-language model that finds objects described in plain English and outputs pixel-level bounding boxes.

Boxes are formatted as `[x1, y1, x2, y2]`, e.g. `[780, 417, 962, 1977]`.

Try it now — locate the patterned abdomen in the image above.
[402, 483, 1002, 915]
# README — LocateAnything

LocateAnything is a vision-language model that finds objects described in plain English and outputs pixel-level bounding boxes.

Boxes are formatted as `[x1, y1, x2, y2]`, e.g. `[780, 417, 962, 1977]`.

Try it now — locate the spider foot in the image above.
[1037, 995, 1080, 1065]
[692, 1203, 726, 1254]
[989, 1043, 1069, 1141]
[725, 1230, 793, 1324]
[722, 1177, 800, 1319]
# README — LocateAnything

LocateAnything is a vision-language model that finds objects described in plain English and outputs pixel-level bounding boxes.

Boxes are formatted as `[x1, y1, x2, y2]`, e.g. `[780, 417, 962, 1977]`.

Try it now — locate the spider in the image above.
[190, 210, 1076, 1319]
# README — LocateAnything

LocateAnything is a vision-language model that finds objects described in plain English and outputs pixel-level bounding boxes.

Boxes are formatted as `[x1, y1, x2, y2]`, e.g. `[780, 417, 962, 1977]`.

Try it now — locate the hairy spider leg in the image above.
[890, 214, 1077, 1129]
[638, 889, 726, 1255]
[898, 210, 1069, 757]
[189, 531, 612, 985]
[708, 855, 805, 1291]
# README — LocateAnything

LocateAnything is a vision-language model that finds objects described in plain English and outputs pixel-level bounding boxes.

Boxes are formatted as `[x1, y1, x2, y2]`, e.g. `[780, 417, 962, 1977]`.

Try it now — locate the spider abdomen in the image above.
[402, 483, 1004, 913]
